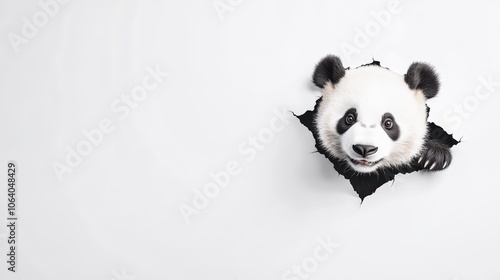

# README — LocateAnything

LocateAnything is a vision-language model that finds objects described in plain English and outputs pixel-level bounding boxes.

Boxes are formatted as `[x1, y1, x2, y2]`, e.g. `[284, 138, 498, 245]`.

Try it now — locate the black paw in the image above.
[417, 139, 452, 171]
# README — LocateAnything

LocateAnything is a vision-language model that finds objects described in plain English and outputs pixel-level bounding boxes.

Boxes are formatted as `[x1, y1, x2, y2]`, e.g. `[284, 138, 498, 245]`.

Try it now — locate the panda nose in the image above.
[352, 144, 378, 157]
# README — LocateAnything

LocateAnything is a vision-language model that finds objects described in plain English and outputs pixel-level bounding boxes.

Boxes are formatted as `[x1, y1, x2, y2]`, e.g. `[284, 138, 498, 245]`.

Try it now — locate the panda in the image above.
[296, 55, 459, 200]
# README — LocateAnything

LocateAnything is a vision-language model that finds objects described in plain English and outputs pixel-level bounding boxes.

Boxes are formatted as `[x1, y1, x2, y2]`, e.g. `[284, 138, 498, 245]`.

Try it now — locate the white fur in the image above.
[315, 66, 428, 173]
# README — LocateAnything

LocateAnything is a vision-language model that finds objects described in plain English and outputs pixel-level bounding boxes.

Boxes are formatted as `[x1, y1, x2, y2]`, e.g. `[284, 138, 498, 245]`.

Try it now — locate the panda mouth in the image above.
[348, 157, 383, 167]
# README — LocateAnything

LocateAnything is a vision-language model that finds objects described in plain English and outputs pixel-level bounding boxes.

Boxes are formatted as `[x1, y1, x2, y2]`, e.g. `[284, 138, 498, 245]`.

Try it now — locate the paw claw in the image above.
[424, 160, 429, 168]
[418, 156, 423, 164]
[430, 163, 436, 170]
[443, 161, 447, 169]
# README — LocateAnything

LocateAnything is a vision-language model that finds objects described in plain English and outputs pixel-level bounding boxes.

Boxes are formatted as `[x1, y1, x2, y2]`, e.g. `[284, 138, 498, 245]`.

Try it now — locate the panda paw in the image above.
[417, 140, 452, 171]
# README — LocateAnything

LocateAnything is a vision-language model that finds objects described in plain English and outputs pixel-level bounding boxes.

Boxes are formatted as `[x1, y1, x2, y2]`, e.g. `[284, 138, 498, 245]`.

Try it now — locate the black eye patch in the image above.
[381, 113, 400, 141]
[336, 108, 357, 134]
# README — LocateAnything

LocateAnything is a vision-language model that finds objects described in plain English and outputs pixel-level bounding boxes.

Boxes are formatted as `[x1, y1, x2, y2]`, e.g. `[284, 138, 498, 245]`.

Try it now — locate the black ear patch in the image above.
[404, 62, 440, 99]
[312, 55, 345, 88]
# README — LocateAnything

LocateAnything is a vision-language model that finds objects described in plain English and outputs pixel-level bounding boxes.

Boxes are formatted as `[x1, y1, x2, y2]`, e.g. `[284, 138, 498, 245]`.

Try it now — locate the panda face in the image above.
[315, 65, 429, 173]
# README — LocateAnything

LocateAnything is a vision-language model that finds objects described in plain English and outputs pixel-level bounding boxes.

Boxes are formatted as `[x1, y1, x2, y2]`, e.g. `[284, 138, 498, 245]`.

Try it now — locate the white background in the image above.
[1, 0, 500, 279]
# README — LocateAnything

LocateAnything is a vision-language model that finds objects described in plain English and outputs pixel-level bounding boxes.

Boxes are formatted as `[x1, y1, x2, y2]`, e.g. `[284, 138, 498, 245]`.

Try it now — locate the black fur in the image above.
[419, 123, 457, 172]
[381, 113, 400, 141]
[404, 62, 440, 99]
[418, 135, 452, 171]
[336, 108, 357, 134]
[312, 55, 345, 88]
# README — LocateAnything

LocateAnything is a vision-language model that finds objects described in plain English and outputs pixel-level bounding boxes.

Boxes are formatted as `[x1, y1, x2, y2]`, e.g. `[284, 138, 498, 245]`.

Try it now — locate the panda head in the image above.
[313, 55, 440, 173]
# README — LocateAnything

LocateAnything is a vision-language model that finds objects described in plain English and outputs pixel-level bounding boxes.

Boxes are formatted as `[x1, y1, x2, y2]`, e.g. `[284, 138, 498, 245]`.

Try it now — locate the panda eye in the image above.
[383, 118, 393, 129]
[345, 114, 356, 125]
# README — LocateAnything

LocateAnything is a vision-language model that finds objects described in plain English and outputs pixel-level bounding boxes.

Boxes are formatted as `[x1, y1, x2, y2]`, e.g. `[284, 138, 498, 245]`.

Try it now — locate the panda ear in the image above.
[312, 55, 345, 89]
[404, 62, 440, 99]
